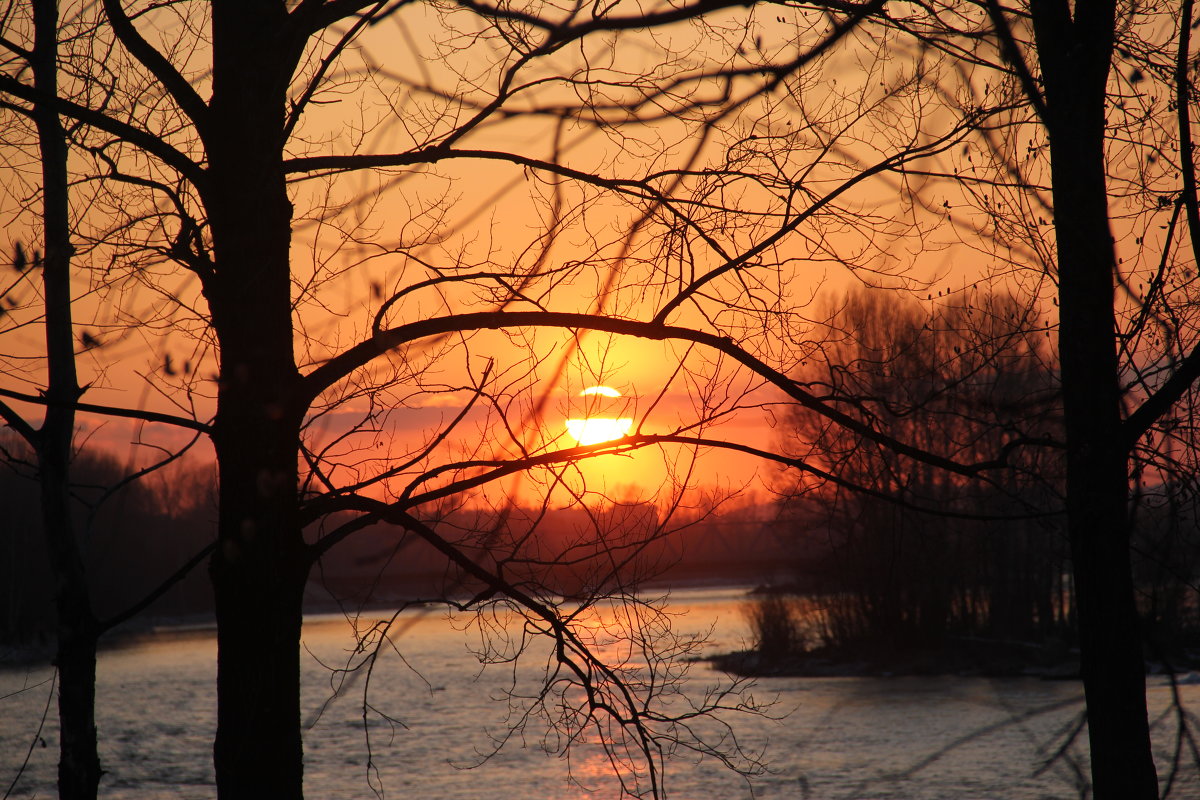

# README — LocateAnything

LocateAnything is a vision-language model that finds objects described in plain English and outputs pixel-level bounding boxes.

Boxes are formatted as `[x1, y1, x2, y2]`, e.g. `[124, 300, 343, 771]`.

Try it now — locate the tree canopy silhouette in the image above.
[5, 2, 1198, 799]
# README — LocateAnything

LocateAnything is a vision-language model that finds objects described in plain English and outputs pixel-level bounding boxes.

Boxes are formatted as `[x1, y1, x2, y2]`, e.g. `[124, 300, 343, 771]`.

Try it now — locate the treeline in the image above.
[772, 289, 1200, 661]
[778, 491, 1200, 660]
[784, 492, 1073, 648]
[297, 500, 789, 607]
[3, 438, 791, 645]
[0, 438, 216, 644]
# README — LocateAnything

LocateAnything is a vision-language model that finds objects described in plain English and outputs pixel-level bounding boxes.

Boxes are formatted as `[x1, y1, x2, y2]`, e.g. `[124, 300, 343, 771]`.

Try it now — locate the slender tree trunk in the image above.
[205, 5, 310, 797]
[51, 612, 99, 800]
[1033, 2, 1159, 797]
[31, 0, 102, 796]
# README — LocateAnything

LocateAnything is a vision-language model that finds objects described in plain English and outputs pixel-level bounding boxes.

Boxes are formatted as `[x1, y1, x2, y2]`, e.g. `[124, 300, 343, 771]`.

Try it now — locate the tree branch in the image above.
[99, 541, 217, 633]
[442, 0, 861, 45]
[652, 105, 1004, 324]
[985, 0, 1049, 122]
[100, 0, 211, 137]
[0, 398, 38, 444]
[0, 74, 206, 188]
[1121, 0, 1200, 449]
[0, 387, 211, 433]
[302, 310, 981, 477]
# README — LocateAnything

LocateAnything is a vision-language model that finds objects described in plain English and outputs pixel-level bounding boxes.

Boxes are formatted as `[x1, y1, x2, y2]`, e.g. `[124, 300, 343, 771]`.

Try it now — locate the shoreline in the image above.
[708, 639, 1200, 680]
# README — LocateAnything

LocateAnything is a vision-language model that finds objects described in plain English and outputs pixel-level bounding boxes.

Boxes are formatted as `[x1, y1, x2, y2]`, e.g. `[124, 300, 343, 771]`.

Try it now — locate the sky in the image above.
[0, 0, 1060, 515]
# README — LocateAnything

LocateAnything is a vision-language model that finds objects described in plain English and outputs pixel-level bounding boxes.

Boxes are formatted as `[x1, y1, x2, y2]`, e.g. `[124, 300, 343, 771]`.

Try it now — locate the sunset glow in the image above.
[580, 385, 621, 398]
[565, 417, 635, 446]
[566, 386, 634, 445]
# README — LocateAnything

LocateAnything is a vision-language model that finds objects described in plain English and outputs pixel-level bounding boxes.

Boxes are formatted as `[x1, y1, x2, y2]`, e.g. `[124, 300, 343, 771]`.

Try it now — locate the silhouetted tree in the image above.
[816, 3, 1200, 797]
[1, 2, 920, 797]
[0, 5, 217, 797]
[780, 288, 1062, 649]
[0, 2, 102, 794]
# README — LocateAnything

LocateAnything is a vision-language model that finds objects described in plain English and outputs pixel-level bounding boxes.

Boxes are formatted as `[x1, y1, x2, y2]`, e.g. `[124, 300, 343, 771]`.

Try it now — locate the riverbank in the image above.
[709, 638, 1200, 680]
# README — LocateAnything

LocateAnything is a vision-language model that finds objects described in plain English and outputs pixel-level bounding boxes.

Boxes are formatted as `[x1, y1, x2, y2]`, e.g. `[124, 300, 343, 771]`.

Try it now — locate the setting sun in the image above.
[580, 385, 621, 398]
[566, 386, 634, 446]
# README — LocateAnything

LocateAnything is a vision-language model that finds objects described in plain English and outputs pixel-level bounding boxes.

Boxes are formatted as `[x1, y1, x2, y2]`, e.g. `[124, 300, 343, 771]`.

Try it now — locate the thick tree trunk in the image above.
[207, 192, 310, 800]
[1033, 2, 1159, 797]
[208, 307, 307, 799]
[205, 5, 310, 798]
[1054, 110, 1159, 800]
[209, 483, 307, 800]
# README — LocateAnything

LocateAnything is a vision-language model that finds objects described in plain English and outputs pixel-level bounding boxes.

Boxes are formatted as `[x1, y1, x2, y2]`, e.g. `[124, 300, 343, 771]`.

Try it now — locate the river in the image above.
[2, 586, 1197, 799]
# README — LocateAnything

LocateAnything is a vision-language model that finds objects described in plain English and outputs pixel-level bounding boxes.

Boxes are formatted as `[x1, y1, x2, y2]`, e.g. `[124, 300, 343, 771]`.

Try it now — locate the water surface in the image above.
[2, 587, 1197, 799]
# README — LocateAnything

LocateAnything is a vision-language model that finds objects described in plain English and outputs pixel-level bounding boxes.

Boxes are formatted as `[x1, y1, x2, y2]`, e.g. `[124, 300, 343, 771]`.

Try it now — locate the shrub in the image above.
[745, 592, 804, 659]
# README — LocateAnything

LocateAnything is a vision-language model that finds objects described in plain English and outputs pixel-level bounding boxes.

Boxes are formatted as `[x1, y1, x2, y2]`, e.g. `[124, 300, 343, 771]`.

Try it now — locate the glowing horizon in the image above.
[580, 385, 621, 397]
[567, 386, 634, 445]
[565, 416, 635, 446]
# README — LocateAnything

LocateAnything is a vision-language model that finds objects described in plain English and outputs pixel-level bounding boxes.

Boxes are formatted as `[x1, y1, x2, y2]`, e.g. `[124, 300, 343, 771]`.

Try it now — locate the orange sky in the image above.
[0, 2, 1055, 514]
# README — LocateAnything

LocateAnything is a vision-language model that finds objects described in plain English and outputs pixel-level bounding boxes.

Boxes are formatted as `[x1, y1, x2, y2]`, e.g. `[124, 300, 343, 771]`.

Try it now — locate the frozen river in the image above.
[2, 586, 1198, 799]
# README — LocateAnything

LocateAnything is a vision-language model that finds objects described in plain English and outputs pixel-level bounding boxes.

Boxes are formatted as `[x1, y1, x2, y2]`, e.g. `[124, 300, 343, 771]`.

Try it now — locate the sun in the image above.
[566, 417, 634, 445]
[580, 385, 621, 398]
[565, 386, 634, 446]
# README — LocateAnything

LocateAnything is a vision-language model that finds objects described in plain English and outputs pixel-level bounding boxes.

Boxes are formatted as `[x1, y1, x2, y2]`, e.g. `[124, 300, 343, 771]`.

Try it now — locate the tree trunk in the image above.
[31, 0, 102, 796]
[205, 5, 310, 797]
[1033, 2, 1159, 797]
[209, 496, 308, 800]
[52, 614, 100, 800]
[208, 318, 307, 800]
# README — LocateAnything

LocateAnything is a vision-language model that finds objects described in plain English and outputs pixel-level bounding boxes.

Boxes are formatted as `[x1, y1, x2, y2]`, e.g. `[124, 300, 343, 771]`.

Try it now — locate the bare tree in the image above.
[779, 288, 1063, 650]
[0, 2, 934, 797]
[776, 2, 1200, 797]
[11, 1, 1134, 798]
[0, 2, 105, 794]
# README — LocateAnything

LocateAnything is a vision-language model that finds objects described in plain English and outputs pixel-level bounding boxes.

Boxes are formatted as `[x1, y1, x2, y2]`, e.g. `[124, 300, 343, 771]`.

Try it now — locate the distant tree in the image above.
[780, 288, 1062, 648]
[1133, 475, 1200, 657]
[0, 440, 215, 636]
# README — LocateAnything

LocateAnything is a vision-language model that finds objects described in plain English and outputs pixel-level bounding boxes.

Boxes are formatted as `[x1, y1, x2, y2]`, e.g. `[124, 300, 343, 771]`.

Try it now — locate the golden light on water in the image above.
[566, 386, 634, 446]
